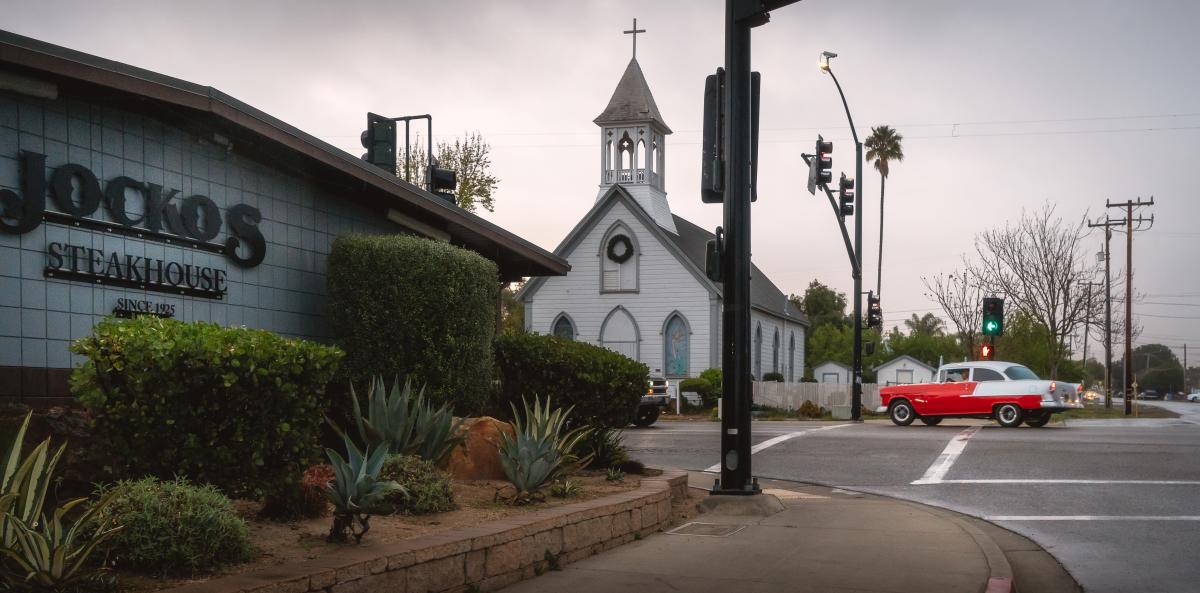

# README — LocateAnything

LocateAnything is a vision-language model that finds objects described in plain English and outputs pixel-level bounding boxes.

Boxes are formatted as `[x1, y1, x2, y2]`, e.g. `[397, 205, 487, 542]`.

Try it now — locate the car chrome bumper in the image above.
[1040, 401, 1083, 409]
[874, 405, 888, 414]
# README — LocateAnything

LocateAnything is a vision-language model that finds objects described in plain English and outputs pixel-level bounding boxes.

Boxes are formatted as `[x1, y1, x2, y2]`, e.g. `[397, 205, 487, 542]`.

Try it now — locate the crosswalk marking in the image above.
[703, 424, 853, 472]
[911, 426, 981, 485]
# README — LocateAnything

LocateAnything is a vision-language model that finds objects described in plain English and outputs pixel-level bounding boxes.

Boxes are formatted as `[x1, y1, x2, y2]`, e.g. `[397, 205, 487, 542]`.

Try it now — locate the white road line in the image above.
[940, 479, 1200, 485]
[911, 426, 981, 485]
[703, 424, 852, 472]
[987, 515, 1200, 521]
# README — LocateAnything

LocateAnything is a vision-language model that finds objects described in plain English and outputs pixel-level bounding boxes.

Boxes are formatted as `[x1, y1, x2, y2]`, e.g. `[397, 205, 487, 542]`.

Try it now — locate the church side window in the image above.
[788, 332, 796, 382]
[753, 323, 763, 380]
[600, 306, 639, 360]
[601, 223, 638, 292]
[772, 329, 780, 374]
[553, 314, 575, 340]
[663, 313, 689, 378]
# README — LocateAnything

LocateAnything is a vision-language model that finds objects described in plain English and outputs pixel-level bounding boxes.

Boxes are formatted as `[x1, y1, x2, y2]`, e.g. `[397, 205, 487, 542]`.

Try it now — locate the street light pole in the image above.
[821, 55, 864, 421]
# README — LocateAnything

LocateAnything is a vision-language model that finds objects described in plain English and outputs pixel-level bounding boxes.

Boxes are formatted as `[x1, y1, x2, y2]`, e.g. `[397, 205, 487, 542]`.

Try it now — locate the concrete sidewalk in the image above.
[502, 472, 1078, 593]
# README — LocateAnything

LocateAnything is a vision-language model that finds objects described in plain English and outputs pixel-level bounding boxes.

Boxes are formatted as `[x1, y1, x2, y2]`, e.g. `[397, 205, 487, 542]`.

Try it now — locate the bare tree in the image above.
[970, 204, 1100, 378]
[923, 268, 984, 360]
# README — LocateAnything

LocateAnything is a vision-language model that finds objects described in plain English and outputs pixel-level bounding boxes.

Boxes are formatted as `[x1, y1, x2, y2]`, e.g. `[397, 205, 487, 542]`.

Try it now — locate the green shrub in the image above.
[327, 234, 498, 414]
[678, 378, 716, 408]
[580, 426, 629, 469]
[260, 464, 334, 520]
[763, 372, 785, 383]
[495, 333, 648, 428]
[96, 477, 253, 575]
[70, 317, 343, 500]
[549, 479, 581, 498]
[699, 368, 723, 397]
[379, 455, 456, 515]
[798, 401, 825, 419]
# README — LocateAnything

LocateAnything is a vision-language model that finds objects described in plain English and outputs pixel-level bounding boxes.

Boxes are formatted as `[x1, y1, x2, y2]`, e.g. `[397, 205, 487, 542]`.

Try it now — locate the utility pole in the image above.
[1106, 197, 1154, 415]
[1089, 217, 1122, 409]
[712, 0, 801, 496]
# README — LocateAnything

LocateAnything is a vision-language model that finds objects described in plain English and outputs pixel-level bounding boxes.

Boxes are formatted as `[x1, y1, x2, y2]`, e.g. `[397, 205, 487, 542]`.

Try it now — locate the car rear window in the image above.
[973, 368, 1005, 382]
[1003, 365, 1040, 380]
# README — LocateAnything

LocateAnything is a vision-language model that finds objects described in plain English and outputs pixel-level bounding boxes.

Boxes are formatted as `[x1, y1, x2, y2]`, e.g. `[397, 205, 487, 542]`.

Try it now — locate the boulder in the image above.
[445, 416, 514, 480]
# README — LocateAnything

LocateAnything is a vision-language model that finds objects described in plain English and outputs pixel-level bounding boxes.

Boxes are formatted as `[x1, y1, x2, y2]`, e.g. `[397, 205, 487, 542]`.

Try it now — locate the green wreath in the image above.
[606, 234, 634, 263]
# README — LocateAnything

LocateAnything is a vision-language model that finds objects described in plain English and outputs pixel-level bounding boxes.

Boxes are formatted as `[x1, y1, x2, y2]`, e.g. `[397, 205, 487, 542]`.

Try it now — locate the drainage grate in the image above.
[667, 522, 747, 537]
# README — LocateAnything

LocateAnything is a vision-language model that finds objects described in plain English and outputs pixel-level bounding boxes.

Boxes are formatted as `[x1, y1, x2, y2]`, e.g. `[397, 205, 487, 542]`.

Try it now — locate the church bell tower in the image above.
[594, 19, 676, 234]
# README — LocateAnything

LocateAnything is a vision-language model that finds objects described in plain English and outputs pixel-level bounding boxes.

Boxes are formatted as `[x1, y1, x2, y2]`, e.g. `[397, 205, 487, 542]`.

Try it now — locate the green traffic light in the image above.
[986, 321, 998, 332]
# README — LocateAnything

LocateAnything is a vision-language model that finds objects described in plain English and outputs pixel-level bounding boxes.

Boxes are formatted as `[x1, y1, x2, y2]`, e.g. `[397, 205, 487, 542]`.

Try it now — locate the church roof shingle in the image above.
[593, 58, 672, 133]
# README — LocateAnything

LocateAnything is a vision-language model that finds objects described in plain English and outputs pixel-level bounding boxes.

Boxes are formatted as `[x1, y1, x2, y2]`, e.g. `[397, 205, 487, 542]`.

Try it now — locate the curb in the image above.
[687, 471, 1017, 593]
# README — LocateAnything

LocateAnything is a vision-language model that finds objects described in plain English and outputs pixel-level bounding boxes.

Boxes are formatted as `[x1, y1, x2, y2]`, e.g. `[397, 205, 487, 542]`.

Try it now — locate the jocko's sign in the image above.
[0, 151, 265, 268]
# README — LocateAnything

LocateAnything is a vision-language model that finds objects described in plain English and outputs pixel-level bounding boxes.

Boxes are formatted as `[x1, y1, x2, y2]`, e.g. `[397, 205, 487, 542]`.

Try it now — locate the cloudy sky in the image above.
[4, 0, 1197, 363]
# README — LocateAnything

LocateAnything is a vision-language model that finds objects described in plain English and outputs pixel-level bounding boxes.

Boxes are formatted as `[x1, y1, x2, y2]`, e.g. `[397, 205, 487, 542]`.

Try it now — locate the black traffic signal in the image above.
[427, 157, 457, 206]
[980, 341, 995, 360]
[982, 297, 1005, 336]
[360, 112, 396, 175]
[701, 68, 761, 204]
[838, 173, 855, 217]
[807, 135, 833, 195]
[866, 291, 882, 329]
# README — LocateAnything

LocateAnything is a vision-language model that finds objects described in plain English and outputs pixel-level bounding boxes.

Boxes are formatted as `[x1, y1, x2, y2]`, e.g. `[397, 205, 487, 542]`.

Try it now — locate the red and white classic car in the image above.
[877, 361, 1083, 428]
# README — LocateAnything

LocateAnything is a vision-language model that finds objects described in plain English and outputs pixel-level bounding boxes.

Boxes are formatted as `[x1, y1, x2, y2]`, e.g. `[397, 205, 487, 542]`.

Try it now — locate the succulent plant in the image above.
[338, 376, 464, 466]
[606, 467, 626, 482]
[323, 436, 403, 543]
[498, 396, 592, 503]
[549, 479, 582, 498]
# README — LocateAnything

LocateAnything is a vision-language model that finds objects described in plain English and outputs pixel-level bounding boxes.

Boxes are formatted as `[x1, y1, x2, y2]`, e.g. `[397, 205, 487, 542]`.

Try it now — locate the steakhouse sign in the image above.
[0, 151, 267, 299]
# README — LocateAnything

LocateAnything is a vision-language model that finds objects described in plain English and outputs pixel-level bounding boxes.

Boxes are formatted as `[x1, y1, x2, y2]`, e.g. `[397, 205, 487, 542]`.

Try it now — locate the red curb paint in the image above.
[986, 576, 1014, 593]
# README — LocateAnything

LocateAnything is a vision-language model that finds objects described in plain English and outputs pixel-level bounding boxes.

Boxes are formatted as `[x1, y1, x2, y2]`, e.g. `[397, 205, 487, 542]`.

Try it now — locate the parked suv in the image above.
[635, 377, 669, 427]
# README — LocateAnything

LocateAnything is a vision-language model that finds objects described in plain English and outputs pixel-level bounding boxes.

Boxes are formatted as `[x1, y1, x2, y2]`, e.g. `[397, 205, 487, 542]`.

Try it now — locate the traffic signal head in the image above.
[982, 297, 1005, 336]
[980, 342, 994, 360]
[427, 157, 458, 206]
[866, 291, 882, 329]
[807, 134, 833, 194]
[360, 112, 397, 175]
[838, 173, 855, 217]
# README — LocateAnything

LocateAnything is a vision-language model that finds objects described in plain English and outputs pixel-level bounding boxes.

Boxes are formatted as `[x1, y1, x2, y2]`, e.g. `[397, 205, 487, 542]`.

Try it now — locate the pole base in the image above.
[710, 477, 762, 496]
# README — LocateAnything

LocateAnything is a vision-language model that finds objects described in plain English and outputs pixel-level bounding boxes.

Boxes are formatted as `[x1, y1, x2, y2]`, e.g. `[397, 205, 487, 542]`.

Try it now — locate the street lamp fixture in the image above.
[819, 51, 837, 73]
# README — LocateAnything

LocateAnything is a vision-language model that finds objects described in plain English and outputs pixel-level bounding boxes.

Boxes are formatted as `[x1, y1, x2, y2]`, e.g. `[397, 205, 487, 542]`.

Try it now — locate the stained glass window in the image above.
[664, 314, 689, 377]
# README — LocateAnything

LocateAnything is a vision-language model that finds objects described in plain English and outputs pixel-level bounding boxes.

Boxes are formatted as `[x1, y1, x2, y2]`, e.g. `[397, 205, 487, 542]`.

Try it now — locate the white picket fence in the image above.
[752, 381, 882, 412]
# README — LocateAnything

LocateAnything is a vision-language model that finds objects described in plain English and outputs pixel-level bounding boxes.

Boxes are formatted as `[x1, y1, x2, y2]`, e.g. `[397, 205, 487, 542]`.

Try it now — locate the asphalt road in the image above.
[624, 403, 1200, 593]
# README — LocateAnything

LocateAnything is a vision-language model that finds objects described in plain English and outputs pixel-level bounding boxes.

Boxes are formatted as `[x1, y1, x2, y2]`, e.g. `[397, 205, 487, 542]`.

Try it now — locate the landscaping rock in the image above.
[446, 417, 514, 480]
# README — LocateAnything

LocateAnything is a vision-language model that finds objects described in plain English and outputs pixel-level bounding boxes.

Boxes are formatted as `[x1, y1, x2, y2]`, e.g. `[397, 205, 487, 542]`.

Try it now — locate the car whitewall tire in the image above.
[995, 403, 1024, 428]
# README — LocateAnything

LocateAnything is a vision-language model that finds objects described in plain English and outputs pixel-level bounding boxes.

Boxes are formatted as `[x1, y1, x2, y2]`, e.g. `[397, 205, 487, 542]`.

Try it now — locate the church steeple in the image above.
[594, 19, 675, 234]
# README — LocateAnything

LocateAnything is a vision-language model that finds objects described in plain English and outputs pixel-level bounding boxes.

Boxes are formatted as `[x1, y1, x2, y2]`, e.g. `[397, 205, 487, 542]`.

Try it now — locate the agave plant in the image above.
[1, 412, 121, 590]
[323, 435, 403, 543]
[337, 377, 465, 466]
[1, 492, 122, 590]
[498, 397, 592, 503]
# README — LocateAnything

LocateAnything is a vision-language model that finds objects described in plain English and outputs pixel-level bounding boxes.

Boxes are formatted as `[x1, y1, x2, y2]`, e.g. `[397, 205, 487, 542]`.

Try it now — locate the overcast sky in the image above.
[4, 0, 1197, 364]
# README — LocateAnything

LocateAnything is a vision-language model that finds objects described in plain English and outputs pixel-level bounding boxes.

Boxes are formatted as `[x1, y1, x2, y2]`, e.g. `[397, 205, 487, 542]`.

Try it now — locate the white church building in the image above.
[518, 49, 808, 382]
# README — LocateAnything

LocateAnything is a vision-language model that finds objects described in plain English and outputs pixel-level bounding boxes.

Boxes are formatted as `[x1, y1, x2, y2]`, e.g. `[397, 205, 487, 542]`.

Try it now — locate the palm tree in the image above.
[904, 313, 945, 337]
[864, 125, 904, 299]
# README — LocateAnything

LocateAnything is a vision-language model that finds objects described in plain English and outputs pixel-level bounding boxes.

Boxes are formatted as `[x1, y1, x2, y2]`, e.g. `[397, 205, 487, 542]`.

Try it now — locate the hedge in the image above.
[71, 317, 343, 500]
[327, 234, 498, 414]
[495, 333, 648, 428]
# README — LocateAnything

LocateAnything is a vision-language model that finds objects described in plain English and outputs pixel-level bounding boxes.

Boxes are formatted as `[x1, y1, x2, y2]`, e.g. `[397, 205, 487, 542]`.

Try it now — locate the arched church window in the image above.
[663, 313, 690, 378]
[754, 323, 763, 380]
[638, 139, 648, 175]
[651, 141, 659, 174]
[772, 329, 780, 374]
[618, 133, 633, 171]
[600, 306, 639, 360]
[789, 332, 796, 382]
[600, 222, 638, 292]
[553, 314, 575, 340]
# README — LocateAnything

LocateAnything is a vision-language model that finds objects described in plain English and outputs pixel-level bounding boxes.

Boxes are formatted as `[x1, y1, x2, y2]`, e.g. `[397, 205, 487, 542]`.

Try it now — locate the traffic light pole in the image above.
[825, 68, 864, 421]
[714, 0, 758, 495]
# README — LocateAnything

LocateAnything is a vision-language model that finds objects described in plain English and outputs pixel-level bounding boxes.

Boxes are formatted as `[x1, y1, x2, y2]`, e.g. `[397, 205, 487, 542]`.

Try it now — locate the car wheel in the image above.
[1024, 412, 1052, 428]
[920, 417, 943, 426]
[995, 403, 1024, 428]
[889, 400, 916, 426]
[632, 405, 660, 427]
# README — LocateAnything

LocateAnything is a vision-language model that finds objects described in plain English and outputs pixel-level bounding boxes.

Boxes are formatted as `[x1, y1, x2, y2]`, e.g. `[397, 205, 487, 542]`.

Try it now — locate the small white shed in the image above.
[873, 355, 937, 386]
[813, 360, 852, 384]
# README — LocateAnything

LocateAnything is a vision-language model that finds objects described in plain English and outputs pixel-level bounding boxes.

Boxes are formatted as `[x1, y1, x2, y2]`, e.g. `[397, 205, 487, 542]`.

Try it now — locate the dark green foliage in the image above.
[327, 234, 498, 414]
[798, 401, 825, 419]
[580, 426, 629, 469]
[699, 368, 723, 398]
[260, 464, 334, 521]
[96, 477, 253, 575]
[71, 317, 343, 500]
[548, 479, 581, 498]
[494, 333, 648, 428]
[605, 467, 625, 482]
[617, 460, 645, 475]
[762, 372, 785, 383]
[379, 455, 456, 515]
[678, 378, 716, 408]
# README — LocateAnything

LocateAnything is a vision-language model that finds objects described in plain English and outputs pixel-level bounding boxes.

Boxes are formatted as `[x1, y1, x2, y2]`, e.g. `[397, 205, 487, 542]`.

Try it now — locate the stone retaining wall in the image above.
[165, 469, 688, 593]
